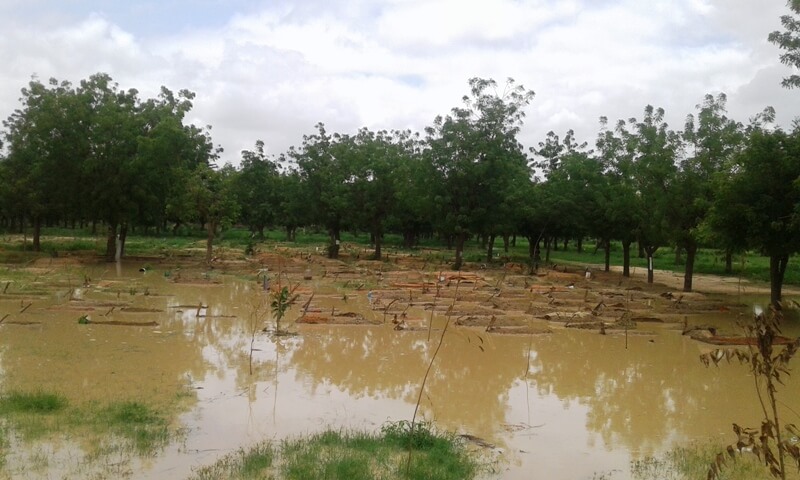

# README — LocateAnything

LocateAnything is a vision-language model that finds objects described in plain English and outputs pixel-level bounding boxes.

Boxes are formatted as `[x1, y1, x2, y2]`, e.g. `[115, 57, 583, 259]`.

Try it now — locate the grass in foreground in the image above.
[630, 443, 786, 480]
[191, 421, 479, 480]
[0, 391, 174, 456]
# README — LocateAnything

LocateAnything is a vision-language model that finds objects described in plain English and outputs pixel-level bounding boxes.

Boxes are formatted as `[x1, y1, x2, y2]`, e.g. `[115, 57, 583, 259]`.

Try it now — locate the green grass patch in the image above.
[191, 422, 479, 480]
[92, 401, 171, 455]
[0, 391, 174, 457]
[5, 227, 798, 287]
[0, 391, 67, 414]
[191, 442, 274, 480]
[630, 443, 778, 480]
[0, 422, 9, 469]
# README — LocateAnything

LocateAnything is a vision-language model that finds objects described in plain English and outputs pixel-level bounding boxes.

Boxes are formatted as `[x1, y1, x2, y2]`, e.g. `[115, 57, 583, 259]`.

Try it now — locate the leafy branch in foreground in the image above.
[701, 306, 800, 479]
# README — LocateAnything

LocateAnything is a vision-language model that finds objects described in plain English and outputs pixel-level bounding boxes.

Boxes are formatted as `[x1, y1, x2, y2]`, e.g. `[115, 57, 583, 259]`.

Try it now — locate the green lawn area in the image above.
[1, 226, 795, 286]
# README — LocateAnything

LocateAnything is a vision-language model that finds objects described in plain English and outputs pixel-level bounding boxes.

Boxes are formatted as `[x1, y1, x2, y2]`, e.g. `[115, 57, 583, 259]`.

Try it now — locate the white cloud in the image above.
[0, 0, 798, 164]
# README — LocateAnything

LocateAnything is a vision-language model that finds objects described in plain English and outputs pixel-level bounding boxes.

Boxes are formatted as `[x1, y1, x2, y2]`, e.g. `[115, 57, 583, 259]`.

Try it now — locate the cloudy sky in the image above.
[1, 0, 798, 165]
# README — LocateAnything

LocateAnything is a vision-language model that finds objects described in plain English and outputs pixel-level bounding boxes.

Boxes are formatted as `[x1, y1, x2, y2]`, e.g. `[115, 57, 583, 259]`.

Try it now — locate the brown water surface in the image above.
[0, 260, 798, 479]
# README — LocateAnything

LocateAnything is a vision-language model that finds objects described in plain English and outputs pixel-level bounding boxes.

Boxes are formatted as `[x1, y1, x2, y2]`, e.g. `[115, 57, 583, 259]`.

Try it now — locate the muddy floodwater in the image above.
[1, 254, 799, 479]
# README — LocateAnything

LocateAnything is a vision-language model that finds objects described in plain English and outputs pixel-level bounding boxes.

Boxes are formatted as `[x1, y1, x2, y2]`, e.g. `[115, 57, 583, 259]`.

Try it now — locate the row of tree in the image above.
[1, 74, 799, 306]
[0, 73, 229, 260]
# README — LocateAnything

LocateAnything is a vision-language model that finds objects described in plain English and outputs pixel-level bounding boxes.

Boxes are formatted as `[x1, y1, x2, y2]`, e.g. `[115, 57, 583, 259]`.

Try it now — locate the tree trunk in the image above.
[645, 246, 658, 284]
[206, 221, 216, 264]
[453, 234, 466, 270]
[725, 249, 733, 274]
[770, 254, 789, 308]
[502, 234, 510, 253]
[372, 224, 383, 260]
[683, 242, 697, 292]
[486, 234, 495, 263]
[577, 237, 583, 253]
[328, 228, 340, 259]
[527, 235, 538, 273]
[32, 216, 41, 252]
[119, 223, 128, 259]
[511, 234, 516, 247]
[603, 239, 611, 272]
[674, 246, 684, 265]
[402, 231, 413, 248]
[545, 237, 551, 262]
[622, 240, 631, 277]
[563, 238, 568, 251]
[105, 223, 118, 262]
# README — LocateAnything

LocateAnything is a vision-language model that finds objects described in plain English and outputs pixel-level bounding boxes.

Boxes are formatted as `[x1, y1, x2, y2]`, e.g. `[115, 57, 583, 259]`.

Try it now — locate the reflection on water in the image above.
[0, 262, 798, 479]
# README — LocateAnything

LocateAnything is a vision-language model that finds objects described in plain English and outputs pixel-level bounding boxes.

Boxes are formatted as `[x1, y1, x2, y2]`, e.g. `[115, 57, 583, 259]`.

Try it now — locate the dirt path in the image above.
[602, 264, 800, 296]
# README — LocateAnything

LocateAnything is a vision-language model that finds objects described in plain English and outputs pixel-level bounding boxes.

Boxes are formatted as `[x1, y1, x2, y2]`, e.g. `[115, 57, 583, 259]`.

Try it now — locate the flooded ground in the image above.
[0, 251, 799, 479]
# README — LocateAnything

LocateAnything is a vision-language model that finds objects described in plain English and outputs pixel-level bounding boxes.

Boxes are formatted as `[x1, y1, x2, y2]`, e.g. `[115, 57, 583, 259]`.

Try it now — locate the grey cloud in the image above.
[1, 1, 799, 166]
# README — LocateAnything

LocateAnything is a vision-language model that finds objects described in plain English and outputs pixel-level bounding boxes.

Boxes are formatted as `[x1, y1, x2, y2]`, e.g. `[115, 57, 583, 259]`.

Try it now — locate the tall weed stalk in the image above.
[406, 279, 460, 474]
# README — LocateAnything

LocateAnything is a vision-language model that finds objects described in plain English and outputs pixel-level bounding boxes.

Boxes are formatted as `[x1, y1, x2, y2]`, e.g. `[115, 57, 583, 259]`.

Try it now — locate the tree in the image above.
[675, 93, 744, 291]
[769, 0, 800, 88]
[532, 131, 594, 258]
[77, 73, 145, 260]
[188, 163, 239, 264]
[235, 140, 280, 238]
[391, 135, 434, 249]
[426, 77, 534, 269]
[624, 106, 681, 284]
[292, 124, 352, 259]
[274, 168, 308, 241]
[709, 126, 800, 307]
[346, 128, 418, 260]
[594, 117, 640, 274]
[532, 129, 586, 177]
[1, 77, 87, 250]
[133, 87, 201, 234]
[515, 179, 548, 271]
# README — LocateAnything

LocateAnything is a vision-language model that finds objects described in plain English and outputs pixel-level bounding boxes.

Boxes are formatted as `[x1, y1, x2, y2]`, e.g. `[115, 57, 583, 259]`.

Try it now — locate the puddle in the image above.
[0, 258, 798, 479]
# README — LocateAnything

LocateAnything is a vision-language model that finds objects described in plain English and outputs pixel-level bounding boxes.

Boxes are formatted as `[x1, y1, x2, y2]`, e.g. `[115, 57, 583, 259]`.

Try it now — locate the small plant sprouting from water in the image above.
[247, 286, 271, 375]
[271, 285, 298, 335]
[406, 278, 477, 475]
[700, 306, 800, 480]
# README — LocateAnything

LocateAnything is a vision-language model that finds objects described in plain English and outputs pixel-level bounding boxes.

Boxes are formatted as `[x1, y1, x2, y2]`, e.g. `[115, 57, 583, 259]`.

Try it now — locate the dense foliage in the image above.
[1, 73, 800, 305]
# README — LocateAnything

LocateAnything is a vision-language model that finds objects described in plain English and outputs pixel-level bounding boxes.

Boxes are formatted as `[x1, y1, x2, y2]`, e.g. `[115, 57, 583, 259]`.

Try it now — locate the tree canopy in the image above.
[0, 73, 797, 306]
